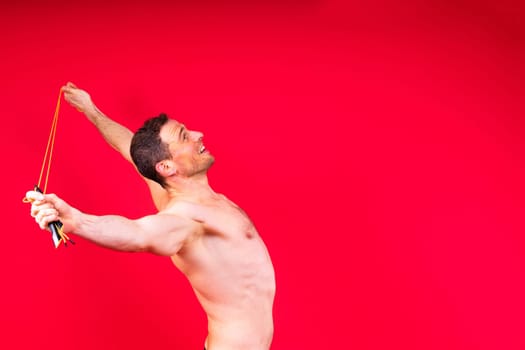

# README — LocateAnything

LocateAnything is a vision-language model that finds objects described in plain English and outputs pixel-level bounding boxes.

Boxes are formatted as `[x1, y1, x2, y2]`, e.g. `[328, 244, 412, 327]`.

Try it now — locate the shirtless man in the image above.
[26, 82, 276, 350]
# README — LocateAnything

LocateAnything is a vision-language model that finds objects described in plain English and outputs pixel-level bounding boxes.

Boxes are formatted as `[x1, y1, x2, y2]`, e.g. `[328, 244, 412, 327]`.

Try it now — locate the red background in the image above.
[2, 1, 524, 349]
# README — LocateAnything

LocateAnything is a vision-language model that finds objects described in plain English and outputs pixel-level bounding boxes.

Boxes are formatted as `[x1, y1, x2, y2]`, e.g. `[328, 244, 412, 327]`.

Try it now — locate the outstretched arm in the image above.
[62, 82, 168, 210]
[26, 191, 200, 256]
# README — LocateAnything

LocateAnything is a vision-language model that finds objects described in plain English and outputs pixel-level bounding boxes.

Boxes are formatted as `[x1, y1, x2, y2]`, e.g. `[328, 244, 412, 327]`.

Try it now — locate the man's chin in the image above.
[199, 156, 215, 173]
[206, 157, 215, 169]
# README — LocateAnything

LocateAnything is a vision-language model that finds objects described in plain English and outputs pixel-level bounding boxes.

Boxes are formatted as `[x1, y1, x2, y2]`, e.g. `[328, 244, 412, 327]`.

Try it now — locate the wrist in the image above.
[71, 208, 85, 234]
[84, 104, 103, 122]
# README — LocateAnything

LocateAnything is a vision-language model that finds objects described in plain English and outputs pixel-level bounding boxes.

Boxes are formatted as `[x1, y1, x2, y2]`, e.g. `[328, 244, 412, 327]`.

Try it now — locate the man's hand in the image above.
[26, 191, 81, 234]
[62, 82, 96, 114]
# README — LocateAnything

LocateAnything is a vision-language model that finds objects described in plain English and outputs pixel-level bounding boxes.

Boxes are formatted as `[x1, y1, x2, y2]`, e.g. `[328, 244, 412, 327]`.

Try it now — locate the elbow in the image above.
[144, 238, 182, 257]
[136, 235, 166, 255]
[129, 233, 150, 253]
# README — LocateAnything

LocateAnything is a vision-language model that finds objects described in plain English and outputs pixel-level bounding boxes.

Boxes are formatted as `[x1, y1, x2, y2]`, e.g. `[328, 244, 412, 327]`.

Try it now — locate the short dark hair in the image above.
[130, 113, 171, 187]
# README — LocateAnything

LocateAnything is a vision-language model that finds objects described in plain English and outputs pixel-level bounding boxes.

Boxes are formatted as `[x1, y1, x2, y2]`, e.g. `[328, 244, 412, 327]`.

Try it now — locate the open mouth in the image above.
[199, 145, 206, 154]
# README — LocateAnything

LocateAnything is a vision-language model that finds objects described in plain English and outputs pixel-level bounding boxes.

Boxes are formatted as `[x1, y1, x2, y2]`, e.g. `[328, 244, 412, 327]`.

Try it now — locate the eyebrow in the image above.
[178, 126, 185, 141]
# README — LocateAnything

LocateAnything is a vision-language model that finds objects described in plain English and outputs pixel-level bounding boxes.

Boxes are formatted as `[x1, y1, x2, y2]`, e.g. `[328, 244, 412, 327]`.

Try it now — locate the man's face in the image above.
[159, 119, 215, 177]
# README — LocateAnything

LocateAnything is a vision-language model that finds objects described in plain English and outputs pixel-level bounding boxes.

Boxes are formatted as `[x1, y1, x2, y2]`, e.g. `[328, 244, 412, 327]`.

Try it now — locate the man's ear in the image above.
[155, 160, 177, 177]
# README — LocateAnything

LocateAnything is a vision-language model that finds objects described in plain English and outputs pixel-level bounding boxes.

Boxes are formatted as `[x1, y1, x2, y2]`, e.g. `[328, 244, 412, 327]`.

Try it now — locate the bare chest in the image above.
[169, 198, 260, 273]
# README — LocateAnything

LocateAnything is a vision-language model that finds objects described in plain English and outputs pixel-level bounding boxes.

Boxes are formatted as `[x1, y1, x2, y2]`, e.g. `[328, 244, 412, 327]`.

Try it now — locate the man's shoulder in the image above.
[159, 199, 212, 223]
[160, 196, 251, 237]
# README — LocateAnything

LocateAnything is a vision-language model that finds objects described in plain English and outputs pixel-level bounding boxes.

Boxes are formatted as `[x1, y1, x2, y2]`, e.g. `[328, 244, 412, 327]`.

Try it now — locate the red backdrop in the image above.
[2, 1, 524, 349]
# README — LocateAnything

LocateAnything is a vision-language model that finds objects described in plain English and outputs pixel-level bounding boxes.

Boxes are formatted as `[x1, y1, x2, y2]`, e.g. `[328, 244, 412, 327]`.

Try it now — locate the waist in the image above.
[207, 317, 274, 350]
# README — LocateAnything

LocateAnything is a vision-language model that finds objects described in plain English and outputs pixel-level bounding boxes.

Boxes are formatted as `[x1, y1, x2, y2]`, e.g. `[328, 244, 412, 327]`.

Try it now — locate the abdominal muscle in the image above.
[171, 231, 275, 350]
[203, 303, 274, 350]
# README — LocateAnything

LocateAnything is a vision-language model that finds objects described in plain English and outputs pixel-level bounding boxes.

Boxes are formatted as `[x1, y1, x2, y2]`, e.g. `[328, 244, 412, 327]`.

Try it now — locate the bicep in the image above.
[135, 214, 200, 256]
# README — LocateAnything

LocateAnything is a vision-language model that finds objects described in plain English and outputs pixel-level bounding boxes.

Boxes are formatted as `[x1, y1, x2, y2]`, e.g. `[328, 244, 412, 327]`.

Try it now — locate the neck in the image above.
[164, 172, 217, 200]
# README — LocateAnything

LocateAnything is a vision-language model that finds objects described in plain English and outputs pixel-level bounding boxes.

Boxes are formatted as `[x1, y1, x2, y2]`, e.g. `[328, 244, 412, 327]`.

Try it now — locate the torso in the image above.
[163, 195, 275, 350]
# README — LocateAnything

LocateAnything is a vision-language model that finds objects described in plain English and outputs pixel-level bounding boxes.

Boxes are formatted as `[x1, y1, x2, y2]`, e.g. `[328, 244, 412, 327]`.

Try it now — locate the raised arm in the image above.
[62, 82, 134, 162]
[62, 82, 168, 210]
[26, 191, 200, 256]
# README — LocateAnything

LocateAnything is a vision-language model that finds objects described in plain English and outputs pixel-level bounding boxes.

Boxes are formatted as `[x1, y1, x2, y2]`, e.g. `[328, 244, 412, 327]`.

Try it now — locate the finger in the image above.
[25, 191, 44, 202]
[67, 81, 78, 89]
[31, 204, 44, 218]
[38, 216, 51, 231]
[43, 193, 60, 205]
[31, 203, 52, 217]
[36, 208, 59, 230]
[36, 207, 57, 221]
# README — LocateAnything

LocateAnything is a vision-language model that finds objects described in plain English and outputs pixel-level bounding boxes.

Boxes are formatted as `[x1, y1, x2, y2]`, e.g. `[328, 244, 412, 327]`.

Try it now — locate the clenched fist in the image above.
[62, 81, 95, 114]
[25, 190, 80, 234]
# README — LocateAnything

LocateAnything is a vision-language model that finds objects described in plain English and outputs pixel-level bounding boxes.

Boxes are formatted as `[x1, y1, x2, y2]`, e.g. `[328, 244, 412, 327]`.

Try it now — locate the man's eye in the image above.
[183, 133, 188, 140]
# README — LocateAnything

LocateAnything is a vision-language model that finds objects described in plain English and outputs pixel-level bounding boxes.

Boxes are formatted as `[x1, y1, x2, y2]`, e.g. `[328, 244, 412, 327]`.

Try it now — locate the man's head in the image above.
[130, 113, 214, 188]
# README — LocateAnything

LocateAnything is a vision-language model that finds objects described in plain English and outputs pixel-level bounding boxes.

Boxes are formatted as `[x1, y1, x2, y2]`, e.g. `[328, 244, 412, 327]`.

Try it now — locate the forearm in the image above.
[84, 105, 134, 162]
[74, 212, 146, 252]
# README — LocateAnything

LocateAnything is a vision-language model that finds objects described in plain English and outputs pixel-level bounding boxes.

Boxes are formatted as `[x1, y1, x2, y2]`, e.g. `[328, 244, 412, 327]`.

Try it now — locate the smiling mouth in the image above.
[199, 145, 206, 154]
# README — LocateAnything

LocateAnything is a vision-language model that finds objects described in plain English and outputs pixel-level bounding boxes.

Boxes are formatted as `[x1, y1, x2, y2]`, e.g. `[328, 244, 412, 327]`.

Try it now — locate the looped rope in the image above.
[23, 89, 74, 247]
[23, 90, 62, 202]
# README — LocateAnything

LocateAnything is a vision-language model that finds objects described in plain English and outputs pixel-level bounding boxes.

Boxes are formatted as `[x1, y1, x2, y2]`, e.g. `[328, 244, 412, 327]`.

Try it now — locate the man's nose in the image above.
[191, 130, 203, 140]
